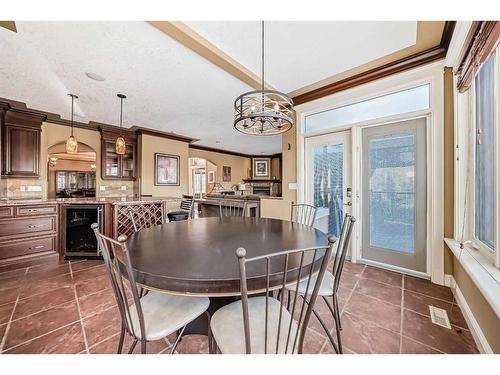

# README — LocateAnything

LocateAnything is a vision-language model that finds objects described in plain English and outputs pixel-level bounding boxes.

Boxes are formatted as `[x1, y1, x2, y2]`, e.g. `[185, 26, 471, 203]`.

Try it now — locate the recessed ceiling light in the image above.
[215, 141, 221, 144]
[85, 72, 105, 81]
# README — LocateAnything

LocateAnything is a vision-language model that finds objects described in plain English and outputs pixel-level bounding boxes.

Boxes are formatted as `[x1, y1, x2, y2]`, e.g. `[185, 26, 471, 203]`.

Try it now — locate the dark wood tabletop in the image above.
[126, 216, 329, 296]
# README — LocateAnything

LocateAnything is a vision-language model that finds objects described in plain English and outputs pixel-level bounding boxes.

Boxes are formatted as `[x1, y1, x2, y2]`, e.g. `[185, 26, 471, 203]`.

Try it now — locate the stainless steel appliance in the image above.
[63, 204, 103, 258]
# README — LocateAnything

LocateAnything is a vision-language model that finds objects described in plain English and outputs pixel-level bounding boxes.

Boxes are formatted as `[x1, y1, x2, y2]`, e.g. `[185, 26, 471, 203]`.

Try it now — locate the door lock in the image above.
[344, 201, 352, 206]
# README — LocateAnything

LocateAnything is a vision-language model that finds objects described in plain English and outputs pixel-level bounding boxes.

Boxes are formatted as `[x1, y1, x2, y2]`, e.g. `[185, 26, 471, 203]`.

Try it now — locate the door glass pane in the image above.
[312, 143, 344, 236]
[305, 84, 429, 134]
[368, 134, 415, 253]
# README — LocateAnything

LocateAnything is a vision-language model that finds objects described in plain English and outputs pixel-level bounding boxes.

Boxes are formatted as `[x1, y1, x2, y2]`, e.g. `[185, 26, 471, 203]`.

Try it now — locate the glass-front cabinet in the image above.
[101, 131, 136, 180]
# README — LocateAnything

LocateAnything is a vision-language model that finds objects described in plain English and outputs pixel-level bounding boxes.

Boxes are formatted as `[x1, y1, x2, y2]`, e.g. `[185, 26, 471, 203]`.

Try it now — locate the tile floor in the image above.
[0, 259, 478, 354]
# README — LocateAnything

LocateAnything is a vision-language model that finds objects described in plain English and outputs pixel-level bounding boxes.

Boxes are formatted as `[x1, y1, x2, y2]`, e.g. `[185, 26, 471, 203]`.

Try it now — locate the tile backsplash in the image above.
[0, 177, 136, 199]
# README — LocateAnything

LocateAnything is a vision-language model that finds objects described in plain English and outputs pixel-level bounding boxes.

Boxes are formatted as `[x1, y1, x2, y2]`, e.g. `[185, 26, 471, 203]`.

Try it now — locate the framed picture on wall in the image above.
[222, 166, 231, 182]
[155, 153, 180, 186]
[252, 158, 270, 179]
[208, 170, 216, 183]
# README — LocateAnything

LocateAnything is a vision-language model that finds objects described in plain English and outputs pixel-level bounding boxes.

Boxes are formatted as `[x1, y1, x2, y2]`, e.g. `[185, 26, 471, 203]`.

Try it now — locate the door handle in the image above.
[344, 201, 352, 206]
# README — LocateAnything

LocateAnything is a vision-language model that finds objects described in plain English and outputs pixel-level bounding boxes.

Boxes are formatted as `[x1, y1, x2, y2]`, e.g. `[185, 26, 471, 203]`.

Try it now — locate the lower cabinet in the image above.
[0, 204, 58, 265]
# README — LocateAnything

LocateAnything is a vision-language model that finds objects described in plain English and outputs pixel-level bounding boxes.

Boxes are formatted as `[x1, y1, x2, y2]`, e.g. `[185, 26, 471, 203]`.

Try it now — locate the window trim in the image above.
[455, 47, 500, 269]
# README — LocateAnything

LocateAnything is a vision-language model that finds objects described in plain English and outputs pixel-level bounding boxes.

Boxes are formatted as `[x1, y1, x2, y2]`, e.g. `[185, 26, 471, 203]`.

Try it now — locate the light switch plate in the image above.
[20, 185, 27, 192]
[100, 186, 106, 191]
[27, 185, 42, 192]
[121, 185, 127, 190]
[288, 183, 297, 190]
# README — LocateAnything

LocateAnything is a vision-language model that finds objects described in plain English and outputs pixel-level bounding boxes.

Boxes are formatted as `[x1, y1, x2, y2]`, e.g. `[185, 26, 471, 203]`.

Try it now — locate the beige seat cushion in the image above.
[211, 296, 300, 354]
[285, 270, 334, 296]
[129, 291, 209, 341]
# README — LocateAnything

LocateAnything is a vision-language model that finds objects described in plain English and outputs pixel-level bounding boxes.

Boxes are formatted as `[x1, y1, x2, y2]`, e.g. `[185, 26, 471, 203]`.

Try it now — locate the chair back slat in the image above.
[92, 223, 146, 341]
[128, 204, 164, 233]
[291, 204, 317, 227]
[180, 195, 195, 218]
[236, 236, 336, 354]
[219, 199, 247, 218]
[332, 214, 356, 292]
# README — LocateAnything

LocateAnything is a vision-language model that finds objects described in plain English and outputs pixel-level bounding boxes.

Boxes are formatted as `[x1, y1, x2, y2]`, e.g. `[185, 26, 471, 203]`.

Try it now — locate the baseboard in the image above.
[448, 275, 493, 354]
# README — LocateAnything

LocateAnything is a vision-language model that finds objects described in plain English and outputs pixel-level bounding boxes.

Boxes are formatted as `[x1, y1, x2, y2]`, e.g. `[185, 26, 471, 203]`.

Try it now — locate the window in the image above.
[304, 84, 430, 134]
[473, 52, 498, 253]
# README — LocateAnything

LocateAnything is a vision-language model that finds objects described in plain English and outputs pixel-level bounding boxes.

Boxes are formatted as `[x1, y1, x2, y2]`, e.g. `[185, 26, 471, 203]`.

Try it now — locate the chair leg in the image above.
[141, 339, 147, 354]
[205, 311, 213, 354]
[128, 339, 138, 354]
[302, 296, 339, 354]
[170, 324, 187, 354]
[117, 324, 126, 354]
[287, 290, 291, 310]
[334, 294, 342, 331]
[332, 296, 343, 354]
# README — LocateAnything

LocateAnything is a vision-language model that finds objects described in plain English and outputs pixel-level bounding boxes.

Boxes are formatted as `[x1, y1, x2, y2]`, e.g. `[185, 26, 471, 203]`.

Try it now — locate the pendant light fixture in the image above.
[66, 94, 78, 154]
[233, 21, 294, 136]
[115, 94, 127, 155]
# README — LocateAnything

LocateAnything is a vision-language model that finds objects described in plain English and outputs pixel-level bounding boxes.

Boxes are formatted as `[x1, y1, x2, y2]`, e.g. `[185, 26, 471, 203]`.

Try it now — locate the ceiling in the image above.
[0, 21, 439, 154]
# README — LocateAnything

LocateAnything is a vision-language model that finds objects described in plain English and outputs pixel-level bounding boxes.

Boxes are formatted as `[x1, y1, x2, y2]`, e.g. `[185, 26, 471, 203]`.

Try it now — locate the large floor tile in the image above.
[300, 329, 326, 354]
[400, 336, 442, 354]
[75, 273, 112, 298]
[78, 288, 116, 319]
[19, 273, 74, 299]
[4, 322, 85, 354]
[13, 286, 75, 320]
[0, 302, 15, 325]
[337, 312, 400, 354]
[175, 334, 210, 354]
[89, 333, 169, 354]
[361, 266, 402, 286]
[0, 287, 19, 306]
[338, 273, 360, 290]
[344, 292, 401, 333]
[402, 309, 478, 354]
[4, 301, 80, 350]
[342, 261, 366, 277]
[72, 264, 107, 284]
[83, 305, 121, 347]
[0, 273, 25, 292]
[26, 263, 71, 281]
[404, 275, 453, 301]
[355, 278, 402, 306]
[70, 260, 104, 273]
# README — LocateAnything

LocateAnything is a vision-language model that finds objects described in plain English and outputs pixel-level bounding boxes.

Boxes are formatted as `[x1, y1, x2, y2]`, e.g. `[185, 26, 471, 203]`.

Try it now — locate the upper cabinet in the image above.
[100, 130, 137, 180]
[1, 109, 45, 178]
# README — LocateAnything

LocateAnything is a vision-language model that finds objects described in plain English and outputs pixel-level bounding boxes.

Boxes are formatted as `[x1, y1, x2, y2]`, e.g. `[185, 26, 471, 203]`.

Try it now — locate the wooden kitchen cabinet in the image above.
[100, 130, 137, 180]
[1, 110, 45, 178]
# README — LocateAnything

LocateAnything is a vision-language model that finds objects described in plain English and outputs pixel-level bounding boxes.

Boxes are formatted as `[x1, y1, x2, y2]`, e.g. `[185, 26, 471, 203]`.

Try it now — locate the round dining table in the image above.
[126, 216, 329, 297]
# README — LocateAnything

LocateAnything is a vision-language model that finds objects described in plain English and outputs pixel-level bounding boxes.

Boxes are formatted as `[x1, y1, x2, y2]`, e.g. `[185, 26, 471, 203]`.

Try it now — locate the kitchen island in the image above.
[0, 196, 181, 269]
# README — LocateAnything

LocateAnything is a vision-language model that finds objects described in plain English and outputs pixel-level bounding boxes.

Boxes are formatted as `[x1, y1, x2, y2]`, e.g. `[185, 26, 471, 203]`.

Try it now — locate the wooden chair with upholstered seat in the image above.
[92, 223, 211, 354]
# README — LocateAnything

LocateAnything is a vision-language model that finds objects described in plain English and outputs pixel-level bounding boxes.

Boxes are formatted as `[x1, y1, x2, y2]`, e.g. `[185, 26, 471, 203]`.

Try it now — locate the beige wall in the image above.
[140, 134, 189, 197]
[261, 127, 297, 220]
[188, 148, 251, 190]
[452, 257, 500, 353]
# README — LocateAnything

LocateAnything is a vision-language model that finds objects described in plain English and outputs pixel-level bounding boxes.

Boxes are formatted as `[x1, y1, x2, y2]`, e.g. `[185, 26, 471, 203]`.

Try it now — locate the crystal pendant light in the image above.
[66, 94, 78, 154]
[233, 21, 294, 136]
[116, 94, 126, 155]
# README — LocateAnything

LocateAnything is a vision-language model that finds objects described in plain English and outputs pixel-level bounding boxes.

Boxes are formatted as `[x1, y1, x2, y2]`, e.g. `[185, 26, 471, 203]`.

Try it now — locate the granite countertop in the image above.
[0, 196, 181, 206]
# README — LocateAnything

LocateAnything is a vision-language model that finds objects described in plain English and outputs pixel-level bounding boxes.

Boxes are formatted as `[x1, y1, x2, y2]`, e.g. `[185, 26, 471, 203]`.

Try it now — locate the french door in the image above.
[305, 130, 352, 237]
[361, 118, 427, 272]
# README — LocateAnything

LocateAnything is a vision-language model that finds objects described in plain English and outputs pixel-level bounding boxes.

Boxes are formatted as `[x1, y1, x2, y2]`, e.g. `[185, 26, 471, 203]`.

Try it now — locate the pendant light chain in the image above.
[261, 20, 264, 91]
[119, 96, 123, 136]
[70, 95, 74, 137]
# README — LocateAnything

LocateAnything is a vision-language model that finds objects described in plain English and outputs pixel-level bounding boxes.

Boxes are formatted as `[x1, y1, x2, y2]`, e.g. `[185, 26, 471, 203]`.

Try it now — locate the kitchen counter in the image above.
[0, 196, 181, 206]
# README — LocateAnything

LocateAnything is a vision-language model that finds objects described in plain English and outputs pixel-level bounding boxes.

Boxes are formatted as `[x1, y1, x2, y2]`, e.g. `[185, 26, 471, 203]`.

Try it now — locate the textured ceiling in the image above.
[0, 21, 419, 155]
[186, 21, 418, 93]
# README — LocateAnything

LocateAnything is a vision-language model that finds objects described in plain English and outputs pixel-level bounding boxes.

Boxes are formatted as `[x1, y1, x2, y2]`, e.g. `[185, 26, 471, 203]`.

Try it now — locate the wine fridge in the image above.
[63, 205, 104, 258]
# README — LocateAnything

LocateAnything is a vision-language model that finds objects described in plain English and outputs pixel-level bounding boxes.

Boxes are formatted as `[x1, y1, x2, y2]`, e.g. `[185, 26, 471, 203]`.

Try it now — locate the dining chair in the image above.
[291, 203, 317, 227]
[284, 213, 356, 354]
[128, 204, 164, 233]
[91, 223, 211, 354]
[218, 199, 247, 218]
[210, 236, 337, 354]
[167, 195, 195, 221]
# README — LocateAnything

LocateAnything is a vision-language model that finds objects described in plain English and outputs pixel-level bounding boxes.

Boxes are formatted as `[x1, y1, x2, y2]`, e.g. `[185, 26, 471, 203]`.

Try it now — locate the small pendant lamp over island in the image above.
[115, 94, 127, 155]
[66, 94, 78, 154]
